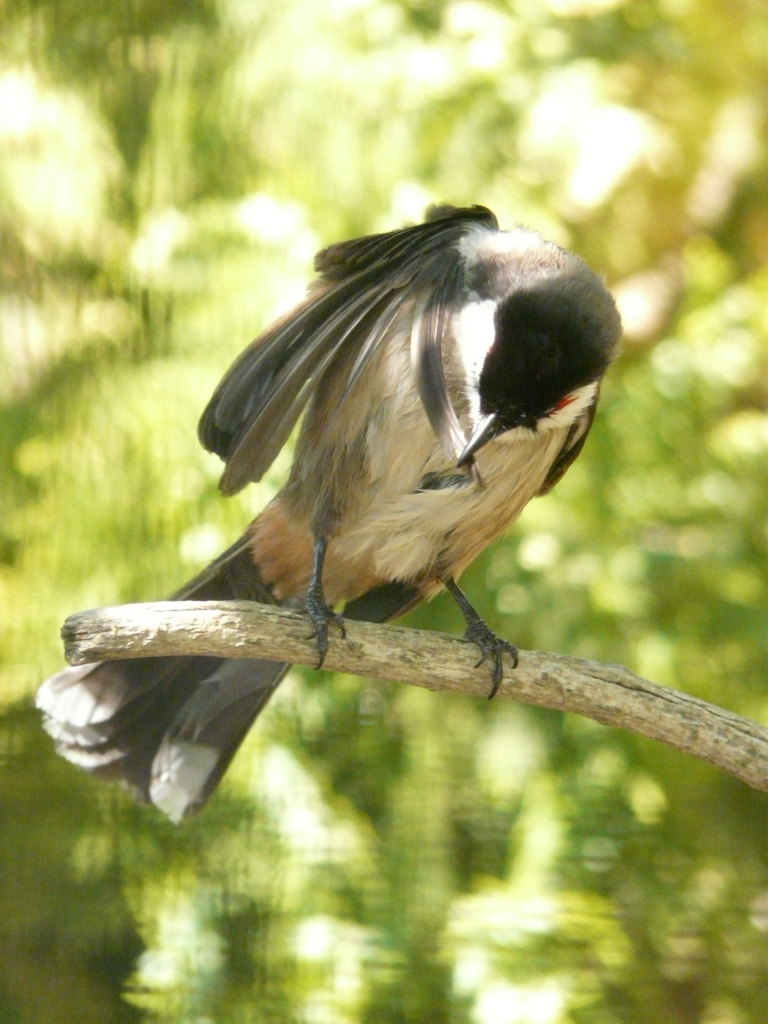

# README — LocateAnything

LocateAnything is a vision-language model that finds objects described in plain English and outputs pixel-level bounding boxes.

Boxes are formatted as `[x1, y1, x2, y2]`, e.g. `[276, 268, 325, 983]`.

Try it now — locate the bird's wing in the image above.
[198, 205, 498, 494]
[537, 399, 598, 496]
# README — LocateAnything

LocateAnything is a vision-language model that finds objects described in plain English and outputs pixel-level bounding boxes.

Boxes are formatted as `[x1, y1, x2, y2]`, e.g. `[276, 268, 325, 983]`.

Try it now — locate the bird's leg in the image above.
[305, 537, 346, 669]
[442, 577, 518, 698]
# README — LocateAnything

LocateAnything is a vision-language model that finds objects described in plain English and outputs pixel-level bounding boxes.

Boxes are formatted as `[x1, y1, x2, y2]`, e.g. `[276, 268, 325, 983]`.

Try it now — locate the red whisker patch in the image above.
[553, 394, 577, 412]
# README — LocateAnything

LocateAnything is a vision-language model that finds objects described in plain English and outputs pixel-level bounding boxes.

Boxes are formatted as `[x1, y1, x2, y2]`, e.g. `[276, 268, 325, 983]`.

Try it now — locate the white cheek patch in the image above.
[537, 381, 598, 431]
[456, 296, 497, 385]
[455, 296, 497, 425]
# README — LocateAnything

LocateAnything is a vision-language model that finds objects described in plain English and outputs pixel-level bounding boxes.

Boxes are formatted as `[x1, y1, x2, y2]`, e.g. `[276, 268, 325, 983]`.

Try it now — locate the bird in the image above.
[37, 204, 622, 821]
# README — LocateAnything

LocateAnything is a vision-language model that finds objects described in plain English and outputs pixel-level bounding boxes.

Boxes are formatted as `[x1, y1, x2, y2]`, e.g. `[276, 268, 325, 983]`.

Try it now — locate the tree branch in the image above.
[61, 600, 768, 793]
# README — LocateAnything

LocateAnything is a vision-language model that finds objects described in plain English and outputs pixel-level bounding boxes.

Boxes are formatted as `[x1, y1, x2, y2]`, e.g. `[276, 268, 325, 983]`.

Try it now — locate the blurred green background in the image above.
[2, 0, 768, 1021]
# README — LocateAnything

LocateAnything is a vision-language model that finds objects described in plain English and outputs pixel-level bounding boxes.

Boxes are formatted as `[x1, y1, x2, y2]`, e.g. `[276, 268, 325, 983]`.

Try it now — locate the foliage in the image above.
[2, 0, 768, 1021]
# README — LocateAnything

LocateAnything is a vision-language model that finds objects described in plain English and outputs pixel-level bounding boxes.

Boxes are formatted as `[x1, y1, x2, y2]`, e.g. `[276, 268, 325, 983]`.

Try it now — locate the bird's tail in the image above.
[37, 536, 420, 821]
[37, 535, 290, 821]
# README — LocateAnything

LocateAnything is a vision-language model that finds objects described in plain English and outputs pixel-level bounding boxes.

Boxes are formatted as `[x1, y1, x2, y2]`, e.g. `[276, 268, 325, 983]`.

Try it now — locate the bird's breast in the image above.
[331, 423, 569, 589]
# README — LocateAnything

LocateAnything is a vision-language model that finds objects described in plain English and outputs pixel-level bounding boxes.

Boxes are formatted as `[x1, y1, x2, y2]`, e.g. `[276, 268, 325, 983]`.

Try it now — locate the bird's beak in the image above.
[457, 413, 499, 467]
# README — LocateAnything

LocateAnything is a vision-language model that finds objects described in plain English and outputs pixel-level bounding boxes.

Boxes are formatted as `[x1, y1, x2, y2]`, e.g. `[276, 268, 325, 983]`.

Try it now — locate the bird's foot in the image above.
[305, 588, 346, 669]
[463, 615, 519, 699]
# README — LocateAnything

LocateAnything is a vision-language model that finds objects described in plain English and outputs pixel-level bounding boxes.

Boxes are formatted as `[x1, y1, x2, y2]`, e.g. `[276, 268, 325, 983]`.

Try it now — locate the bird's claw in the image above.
[305, 590, 346, 669]
[463, 617, 518, 699]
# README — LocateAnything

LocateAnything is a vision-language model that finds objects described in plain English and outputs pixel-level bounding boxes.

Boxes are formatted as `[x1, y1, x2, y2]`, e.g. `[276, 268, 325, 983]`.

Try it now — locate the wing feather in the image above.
[200, 206, 498, 492]
[220, 289, 395, 493]
[315, 204, 497, 279]
[410, 258, 467, 462]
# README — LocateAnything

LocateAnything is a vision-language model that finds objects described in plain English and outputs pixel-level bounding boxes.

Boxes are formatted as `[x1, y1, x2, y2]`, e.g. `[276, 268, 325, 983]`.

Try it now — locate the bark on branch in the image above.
[61, 599, 768, 793]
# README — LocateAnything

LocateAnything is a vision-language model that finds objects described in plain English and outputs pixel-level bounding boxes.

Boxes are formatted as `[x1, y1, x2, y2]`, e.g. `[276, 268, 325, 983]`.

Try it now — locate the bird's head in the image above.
[456, 253, 622, 466]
